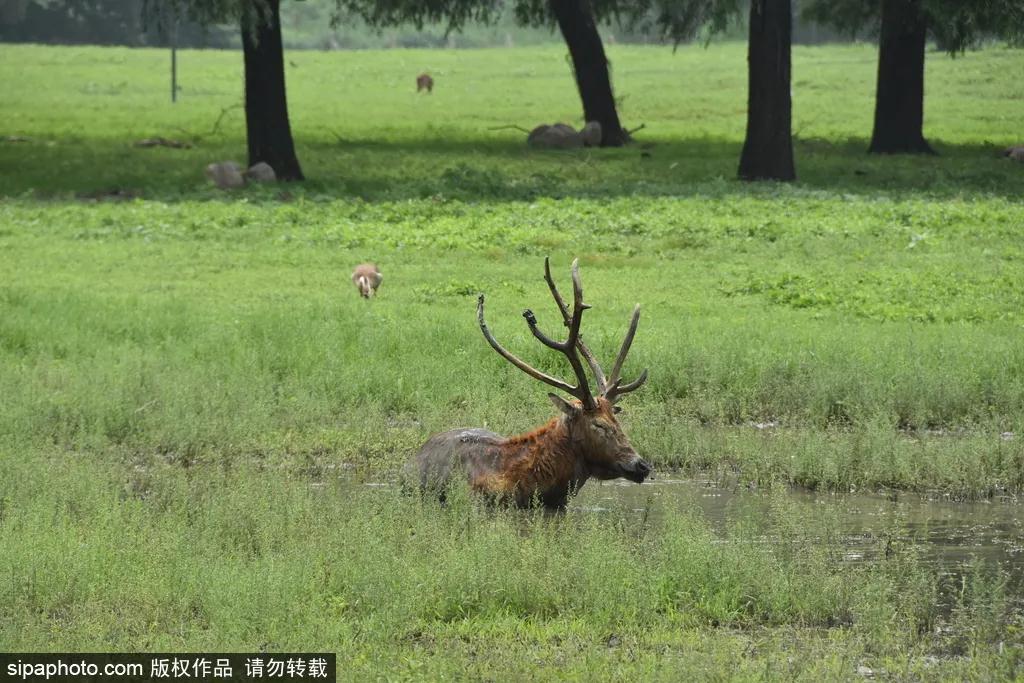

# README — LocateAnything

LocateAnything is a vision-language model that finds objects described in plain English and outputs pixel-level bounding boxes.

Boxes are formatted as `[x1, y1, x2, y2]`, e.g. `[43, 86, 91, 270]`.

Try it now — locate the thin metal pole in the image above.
[171, 17, 178, 103]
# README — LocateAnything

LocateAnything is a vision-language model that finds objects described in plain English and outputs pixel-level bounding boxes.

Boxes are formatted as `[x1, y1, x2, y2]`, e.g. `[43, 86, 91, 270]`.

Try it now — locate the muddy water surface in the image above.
[571, 477, 1024, 580]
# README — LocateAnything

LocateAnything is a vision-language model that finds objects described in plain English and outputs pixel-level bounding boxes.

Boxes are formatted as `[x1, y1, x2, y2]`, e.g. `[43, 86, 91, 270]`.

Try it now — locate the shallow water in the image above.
[571, 477, 1024, 579]
[360, 472, 1024, 582]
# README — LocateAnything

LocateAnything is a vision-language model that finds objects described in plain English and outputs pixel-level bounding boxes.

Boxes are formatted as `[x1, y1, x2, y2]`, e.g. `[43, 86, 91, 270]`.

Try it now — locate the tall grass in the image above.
[1, 235, 1021, 493]
[0, 446, 1018, 678]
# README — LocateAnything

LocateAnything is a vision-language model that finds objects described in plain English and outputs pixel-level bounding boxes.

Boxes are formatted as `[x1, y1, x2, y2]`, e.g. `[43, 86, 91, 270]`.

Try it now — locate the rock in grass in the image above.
[205, 161, 245, 190]
[246, 162, 277, 183]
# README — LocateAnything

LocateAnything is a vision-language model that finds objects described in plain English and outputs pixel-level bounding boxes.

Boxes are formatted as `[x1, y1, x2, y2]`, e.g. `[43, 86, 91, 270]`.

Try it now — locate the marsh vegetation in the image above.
[1, 41, 1022, 678]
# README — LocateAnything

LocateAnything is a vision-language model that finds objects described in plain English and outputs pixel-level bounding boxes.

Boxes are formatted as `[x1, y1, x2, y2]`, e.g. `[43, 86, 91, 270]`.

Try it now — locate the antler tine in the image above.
[544, 256, 608, 391]
[604, 304, 649, 403]
[542, 257, 570, 321]
[477, 294, 578, 397]
[565, 259, 597, 407]
[566, 259, 587, 343]
[608, 304, 641, 384]
[605, 368, 648, 403]
[519, 259, 597, 409]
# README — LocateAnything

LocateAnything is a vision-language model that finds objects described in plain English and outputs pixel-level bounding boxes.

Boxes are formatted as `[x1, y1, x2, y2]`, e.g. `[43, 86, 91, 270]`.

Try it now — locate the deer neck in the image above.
[501, 417, 588, 496]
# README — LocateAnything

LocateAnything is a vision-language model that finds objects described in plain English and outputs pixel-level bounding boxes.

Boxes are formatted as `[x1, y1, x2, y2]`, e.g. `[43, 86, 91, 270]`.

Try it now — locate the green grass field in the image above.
[1, 42, 1023, 677]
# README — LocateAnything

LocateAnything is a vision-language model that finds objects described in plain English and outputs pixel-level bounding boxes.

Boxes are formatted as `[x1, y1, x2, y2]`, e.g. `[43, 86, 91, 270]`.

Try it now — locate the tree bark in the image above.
[738, 0, 795, 181]
[549, 0, 629, 147]
[868, 0, 934, 154]
[241, 0, 304, 180]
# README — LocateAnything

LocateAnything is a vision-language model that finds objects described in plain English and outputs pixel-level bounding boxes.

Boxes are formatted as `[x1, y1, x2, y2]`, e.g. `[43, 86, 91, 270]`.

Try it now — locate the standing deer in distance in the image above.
[410, 258, 651, 510]
[351, 263, 383, 298]
[416, 73, 434, 93]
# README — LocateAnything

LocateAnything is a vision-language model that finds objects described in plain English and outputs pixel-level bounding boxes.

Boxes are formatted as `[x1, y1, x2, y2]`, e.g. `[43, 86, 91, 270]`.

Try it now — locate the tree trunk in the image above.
[241, 0, 303, 180]
[549, 0, 629, 147]
[868, 0, 933, 154]
[738, 0, 795, 181]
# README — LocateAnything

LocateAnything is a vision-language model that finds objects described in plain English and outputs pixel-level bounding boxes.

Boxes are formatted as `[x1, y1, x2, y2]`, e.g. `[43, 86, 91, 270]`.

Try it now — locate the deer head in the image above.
[477, 258, 651, 483]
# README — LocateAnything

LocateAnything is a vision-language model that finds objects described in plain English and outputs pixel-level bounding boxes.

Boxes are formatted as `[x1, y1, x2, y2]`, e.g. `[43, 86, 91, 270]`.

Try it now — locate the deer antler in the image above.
[604, 304, 648, 404]
[543, 257, 607, 390]
[542, 257, 648, 404]
[478, 295, 578, 398]
[477, 259, 598, 410]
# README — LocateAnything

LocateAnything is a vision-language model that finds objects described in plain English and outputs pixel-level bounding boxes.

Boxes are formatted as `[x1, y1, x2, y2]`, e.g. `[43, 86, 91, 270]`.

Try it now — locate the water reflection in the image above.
[571, 477, 1024, 579]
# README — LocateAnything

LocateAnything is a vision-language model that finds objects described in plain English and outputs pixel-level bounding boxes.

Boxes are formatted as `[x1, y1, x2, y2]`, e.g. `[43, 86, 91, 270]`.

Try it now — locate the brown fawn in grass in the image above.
[351, 263, 383, 298]
[416, 73, 434, 93]
[410, 258, 650, 510]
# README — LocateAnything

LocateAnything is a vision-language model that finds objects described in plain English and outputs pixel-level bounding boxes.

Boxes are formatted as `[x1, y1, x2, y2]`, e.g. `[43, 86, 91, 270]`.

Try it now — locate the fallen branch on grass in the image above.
[486, 124, 533, 134]
[134, 137, 192, 149]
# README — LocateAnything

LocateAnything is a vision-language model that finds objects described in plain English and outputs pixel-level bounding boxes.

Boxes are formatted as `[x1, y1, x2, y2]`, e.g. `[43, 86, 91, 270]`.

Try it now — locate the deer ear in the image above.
[548, 393, 580, 417]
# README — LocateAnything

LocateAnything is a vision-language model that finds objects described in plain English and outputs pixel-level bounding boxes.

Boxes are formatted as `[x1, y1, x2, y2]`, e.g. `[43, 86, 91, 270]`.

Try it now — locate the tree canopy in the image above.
[331, 0, 743, 45]
[801, 0, 1024, 53]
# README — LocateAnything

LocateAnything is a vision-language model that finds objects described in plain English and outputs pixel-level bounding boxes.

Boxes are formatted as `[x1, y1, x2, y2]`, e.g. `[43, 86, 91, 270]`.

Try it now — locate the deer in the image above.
[1003, 145, 1024, 162]
[416, 73, 434, 93]
[409, 258, 650, 510]
[351, 263, 383, 298]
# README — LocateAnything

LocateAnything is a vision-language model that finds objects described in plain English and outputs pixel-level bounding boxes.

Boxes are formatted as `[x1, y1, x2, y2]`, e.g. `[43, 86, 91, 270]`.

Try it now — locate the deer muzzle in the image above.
[622, 454, 652, 483]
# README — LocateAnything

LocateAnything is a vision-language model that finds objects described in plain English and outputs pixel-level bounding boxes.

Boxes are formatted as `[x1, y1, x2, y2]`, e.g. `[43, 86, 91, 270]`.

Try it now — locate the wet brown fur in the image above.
[479, 417, 576, 498]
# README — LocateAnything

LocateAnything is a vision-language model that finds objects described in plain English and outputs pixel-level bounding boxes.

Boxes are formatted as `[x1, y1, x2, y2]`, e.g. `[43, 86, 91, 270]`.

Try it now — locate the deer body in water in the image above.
[410, 258, 650, 510]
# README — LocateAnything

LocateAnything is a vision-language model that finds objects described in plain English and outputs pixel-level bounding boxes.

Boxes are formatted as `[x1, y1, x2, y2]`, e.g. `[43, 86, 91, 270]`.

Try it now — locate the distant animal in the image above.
[204, 161, 277, 189]
[408, 258, 651, 510]
[580, 121, 602, 147]
[245, 162, 276, 183]
[351, 263, 383, 298]
[527, 123, 583, 150]
[1003, 145, 1024, 162]
[416, 73, 434, 93]
[204, 161, 245, 190]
